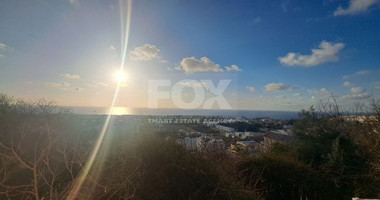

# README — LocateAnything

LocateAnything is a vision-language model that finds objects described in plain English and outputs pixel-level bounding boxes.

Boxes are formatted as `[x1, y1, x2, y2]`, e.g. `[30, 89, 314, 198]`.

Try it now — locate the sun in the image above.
[113, 70, 128, 84]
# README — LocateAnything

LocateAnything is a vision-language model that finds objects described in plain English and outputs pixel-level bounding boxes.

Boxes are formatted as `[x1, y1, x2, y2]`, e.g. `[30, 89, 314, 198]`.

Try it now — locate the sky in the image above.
[0, 0, 380, 111]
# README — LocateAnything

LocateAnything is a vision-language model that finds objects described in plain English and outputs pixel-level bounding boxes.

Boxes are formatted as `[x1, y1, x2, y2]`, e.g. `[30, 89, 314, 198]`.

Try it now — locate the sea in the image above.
[69, 106, 300, 120]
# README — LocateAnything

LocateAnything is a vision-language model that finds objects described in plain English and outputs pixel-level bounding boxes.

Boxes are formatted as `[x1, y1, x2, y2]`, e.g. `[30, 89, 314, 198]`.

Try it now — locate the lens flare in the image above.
[67, 0, 132, 199]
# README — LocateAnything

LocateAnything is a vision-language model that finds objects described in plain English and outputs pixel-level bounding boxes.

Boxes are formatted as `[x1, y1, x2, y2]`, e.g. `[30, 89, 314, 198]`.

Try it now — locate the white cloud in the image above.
[307, 88, 330, 95]
[63, 87, 84, 92]
[225, 65, 242, 72]
[293, 93, 302, 97]
[343, 81, 354, 87]
[343, 92, 370, 99]
[281, 0, 290, 12]
[129, 44, 160, 61]
[86, 81, 109, 88]
[179, 57, 223, 73]
[69, 0, 80, 6]
[109, 45, 116, 51]
[265, 83, 297, 92]
[374, 82, 380, 90]
[44, 81, 84, 92]
[351, 87, 365, 94]
[0, 42, 6, 58]
[252, 17, 261, 24]
[44, 82, 70, 87]
[334, 0, 379, 16]
[61, 73, 80, 80]
[279, 41, 345, 67]
[351, 92, 370, 99]
[246, 86, 255, 92]
[342, 70, 372, 79]
[179, 81, 209, 88]
[0, 42, 5, 50]
[356, 70, 371, 75]
[339, 86, 370, 100]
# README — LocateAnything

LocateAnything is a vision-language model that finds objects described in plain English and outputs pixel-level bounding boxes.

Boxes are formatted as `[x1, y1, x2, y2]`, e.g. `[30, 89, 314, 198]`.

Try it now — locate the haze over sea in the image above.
[70, 106, 299, 120]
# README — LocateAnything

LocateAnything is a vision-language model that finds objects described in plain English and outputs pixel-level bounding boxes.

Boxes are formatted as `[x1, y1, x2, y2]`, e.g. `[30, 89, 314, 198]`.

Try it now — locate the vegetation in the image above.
[1, 93, 379, 199]
[0, 94, 253, 199]
[236, 98, 380, 199]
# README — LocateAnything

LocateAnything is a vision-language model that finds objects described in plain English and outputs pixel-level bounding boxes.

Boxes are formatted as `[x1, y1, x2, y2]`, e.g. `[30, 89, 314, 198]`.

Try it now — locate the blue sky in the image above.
[0, 0, 380, 111]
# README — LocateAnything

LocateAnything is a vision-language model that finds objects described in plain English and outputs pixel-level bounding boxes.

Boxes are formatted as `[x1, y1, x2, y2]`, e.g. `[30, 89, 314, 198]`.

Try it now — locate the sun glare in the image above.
[114, 70, 128, 83]
[110, 107, 131, 115]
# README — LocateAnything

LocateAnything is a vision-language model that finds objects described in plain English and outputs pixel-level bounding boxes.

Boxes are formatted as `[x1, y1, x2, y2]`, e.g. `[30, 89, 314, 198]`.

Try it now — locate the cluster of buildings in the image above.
[175, 118, 295, 155]
[176, 135, 225, 153]
[230, 131, 293, 153]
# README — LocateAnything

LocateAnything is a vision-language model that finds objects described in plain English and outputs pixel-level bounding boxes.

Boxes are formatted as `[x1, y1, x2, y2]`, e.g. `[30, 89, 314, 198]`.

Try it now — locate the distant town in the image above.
[142, 116, 296, 156]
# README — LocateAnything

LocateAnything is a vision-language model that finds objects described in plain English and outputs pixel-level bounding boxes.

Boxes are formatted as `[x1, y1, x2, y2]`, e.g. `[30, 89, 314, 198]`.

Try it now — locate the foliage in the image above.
[1, 93, 380, 199]
[238, 154, 336, 200]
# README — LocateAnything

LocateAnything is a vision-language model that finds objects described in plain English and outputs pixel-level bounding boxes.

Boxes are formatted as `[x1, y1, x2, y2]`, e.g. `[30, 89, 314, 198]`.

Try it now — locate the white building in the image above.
[176, 137, 197, 151]
[234, 132, 244, 137]
[177, 136, 225, 152]
[197, 136, 225, 152]
[215, 125, 235, 133]
[244, 132, 264, 137]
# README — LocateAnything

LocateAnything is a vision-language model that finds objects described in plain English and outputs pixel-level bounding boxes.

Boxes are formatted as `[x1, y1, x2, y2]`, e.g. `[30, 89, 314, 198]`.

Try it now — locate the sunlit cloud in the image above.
[265, 83, 297, 92]
[44, 82, 83, 92]
[343, 81, 354, 87]
[246, 86, 255, 92]
[279, 41, 344, 67]
[225, 64, 242, 72]
[61, 73, 80, 80]
[86, 81, 109, 88]
[44, 82, 70, 87]
[334, 0, 379, 16]
[63, 87, 84, 92]
[129, 44, 160, 61]
[351, 87, 365, 94]
[179, 56, 223, 73]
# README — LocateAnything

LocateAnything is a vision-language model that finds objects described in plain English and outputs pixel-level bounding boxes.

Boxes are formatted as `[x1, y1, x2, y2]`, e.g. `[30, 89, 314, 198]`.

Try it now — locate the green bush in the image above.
[238, 154, 336, 200]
